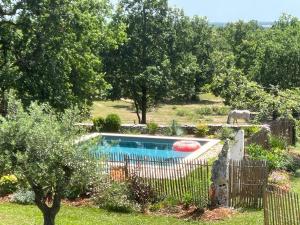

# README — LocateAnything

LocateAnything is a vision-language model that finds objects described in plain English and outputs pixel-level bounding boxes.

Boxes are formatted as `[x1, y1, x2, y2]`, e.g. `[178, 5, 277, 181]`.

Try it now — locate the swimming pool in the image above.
[91, 133, 219, 160]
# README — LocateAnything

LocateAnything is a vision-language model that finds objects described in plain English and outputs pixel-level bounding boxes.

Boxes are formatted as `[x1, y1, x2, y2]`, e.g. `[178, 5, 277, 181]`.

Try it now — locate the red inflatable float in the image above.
[172, 141, 201, 152]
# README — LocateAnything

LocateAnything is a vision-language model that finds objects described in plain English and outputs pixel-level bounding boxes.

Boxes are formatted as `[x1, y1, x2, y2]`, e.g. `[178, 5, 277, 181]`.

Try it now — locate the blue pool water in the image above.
[94, 135, 208, 159]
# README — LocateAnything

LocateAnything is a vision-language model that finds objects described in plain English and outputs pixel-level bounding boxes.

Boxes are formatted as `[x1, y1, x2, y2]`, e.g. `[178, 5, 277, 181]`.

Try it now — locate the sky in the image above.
[168, 0, 300, 22]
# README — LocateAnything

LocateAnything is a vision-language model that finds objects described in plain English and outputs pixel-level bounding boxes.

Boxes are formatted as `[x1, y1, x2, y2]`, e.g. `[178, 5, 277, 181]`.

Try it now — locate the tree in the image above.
[167, 12, 213, 101]
[250, 15, 300, 89]
[0, 0, 125, 112]
[103, 0, 171, 124]
[0, 92, 96, 225]
[222, 20, 263, 75]
[210, 51, 269, 111]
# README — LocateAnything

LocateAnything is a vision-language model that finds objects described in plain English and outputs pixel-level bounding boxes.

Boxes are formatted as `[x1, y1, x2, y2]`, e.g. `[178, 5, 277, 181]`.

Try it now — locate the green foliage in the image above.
[217, 127, 236, 140]
[0, 92, 97, 224]
[93, 181, 136, 213]
[93, 114, 122, 133]
[0, 175, 18, 196]
[243, 126, 261, 138]
[212, 106, 230, 115]
[195, 123, 209, 137]
[64, 172, 95, 200]
[176, 109, 191, 117]
[166, 120, 184, 136]
[104, 114, 121, 132]
[247, 144, 288, 170]
[103, 1, 213, 123]
[194, 106, 229, 116]
[182, 193, 193, 209]
[128, 174, 159, 213]
[0, 0, 125, 112]
[92, 117, 106, 132]
[147, 121, 159, 135]
[195, 107, 213, 115]
[211, 66, 268, 111]
[269, 136, 287, 150]
[10, 189, 35, 205]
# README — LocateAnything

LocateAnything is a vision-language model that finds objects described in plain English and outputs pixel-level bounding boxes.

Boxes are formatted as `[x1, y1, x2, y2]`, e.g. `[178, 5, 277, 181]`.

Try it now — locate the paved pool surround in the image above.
[82, 133, 220, 160]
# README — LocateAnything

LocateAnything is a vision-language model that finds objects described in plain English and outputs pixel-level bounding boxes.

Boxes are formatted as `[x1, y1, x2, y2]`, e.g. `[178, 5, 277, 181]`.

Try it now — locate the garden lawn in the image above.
[91, 93, 230, 125]
[0, 203, 263, 225]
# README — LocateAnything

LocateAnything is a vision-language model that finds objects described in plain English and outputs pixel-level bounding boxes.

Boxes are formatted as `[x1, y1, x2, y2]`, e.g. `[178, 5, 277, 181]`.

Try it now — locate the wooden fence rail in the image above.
[264, 185, 300, 225]
[95, 153, 211, 207]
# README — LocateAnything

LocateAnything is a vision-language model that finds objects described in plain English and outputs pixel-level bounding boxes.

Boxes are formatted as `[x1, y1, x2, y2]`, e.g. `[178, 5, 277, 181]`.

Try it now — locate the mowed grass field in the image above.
[91, 94, 231, 125]
[0, 203, 263, 225]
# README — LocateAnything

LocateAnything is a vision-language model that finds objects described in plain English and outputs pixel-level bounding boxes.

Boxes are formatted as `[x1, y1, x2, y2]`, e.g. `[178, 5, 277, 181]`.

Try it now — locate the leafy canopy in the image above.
[0, 92, 96, 225]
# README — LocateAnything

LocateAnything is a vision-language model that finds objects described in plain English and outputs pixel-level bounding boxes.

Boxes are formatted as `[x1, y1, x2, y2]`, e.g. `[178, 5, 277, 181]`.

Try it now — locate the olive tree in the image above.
[0, 93, 96, 225]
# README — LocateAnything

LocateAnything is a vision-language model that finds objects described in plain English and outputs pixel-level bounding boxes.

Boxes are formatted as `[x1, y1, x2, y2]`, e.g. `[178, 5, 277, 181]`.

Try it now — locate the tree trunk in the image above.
[141, 88, 147, 124]
[134, 100, 141, 124]
[43, 211, 56, 225]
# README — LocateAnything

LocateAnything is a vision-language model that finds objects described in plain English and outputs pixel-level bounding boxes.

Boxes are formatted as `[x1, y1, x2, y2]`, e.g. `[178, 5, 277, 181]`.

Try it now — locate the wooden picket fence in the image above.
[96, 153, 211, 207]
[264, 185, 300, 225]
[228, 159, 268, 208]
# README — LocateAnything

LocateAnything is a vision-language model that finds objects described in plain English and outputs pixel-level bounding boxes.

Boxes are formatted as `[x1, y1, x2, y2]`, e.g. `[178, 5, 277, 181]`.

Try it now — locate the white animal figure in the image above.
[227, 110, 251, 124]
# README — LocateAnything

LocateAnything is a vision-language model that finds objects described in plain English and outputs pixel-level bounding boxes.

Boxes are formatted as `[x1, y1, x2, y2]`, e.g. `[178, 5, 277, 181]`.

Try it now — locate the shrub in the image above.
[160, 197, 181, 213]
[0, 175, 18, 196]
[243, 126, 260, 138]
[247, 144, 290, 170]
[104, 114, 121, 132]
[217, 127, 236, 140]
[195, 107, 213, 115]
[212, 106, 230, 115]
[128, 174, 159, 213]
[195, 123, 209, 137]
[92, 117, 105, 132]
[93, 181, 136, 213]
[63, 172, 95, 200]
[10, 189, 35, 205]
[147, 121, 159, 135]
[182, 193, 193, 209]
[176, 109, 190, 117]
[166, 120, 184, 136]
[270, 136, 287, 150]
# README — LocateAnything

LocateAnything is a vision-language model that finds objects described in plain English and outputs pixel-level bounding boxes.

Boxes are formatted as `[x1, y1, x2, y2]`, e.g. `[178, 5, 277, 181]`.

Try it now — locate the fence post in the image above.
[124, 154, 129, 179]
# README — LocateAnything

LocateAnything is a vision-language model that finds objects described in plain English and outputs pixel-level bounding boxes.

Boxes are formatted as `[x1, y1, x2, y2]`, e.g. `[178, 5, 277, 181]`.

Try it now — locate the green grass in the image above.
[91, 94, 235, 125]
[0, 203, 263, 225]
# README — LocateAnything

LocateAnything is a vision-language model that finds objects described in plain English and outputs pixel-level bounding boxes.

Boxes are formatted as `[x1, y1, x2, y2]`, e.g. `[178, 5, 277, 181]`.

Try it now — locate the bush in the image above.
[10, 189, 35, 205]
[195, 123, 209, 137]
[270, 136, 287, 150]
[63, 173, 94, 200]
[176, 109, 190, 117]
[166, 120, 184, 136]
[92, 117, 105, 132]
[0, 175, 18, 196]
[128, 174, 159, 213]
[147, 121, 159, 135]
[93, 181, 136, 213]
[217, 127, 235, 140]
[243, 126, 260, 138]
[212, 106, 230, 115]
[195, 107, 213, 115]
[104, 114, 121, 132]
[247, 143, 290, 170]
[182, 193, 193, 209]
